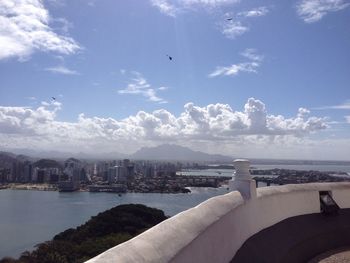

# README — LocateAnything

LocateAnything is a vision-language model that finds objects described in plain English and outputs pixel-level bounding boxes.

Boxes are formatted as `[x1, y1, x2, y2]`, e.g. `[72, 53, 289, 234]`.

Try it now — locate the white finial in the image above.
[233, 159, 251, 180]
[229, 159, 256, 199]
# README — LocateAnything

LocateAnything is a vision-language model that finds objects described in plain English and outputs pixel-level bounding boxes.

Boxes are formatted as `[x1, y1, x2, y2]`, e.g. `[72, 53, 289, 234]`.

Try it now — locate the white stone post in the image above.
[229, 159, 256, 199]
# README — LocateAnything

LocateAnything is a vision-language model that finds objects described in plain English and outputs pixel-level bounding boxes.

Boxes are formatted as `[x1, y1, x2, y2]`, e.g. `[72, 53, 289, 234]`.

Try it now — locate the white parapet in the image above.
[229, 159, 256, 199]
[86, 182, 350, 263]
[85, 153, 350, 263]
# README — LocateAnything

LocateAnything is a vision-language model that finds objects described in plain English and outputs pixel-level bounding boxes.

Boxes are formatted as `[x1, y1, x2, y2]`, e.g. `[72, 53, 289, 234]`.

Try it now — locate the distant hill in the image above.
[131, 144, 232, 162]
[0, 152, 17, 169]
[0, 152, 34, 169]
[65, 157, 81, 163]
[33, 159, 62, 169]
[1, 148, 127, 160]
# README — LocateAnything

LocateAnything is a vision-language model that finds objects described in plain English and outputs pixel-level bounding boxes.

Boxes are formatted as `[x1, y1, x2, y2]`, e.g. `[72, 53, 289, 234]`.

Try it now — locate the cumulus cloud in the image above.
[118, 72, 168, 104]
[297, 0, 349, 23]
[238, 6, 269, 17]
[0, 98, 328, 154]
[0, 0, 80, 61]
[45, 65, 79, 75]
[0, 101, 60, 135]
[209, 49, 263, 77]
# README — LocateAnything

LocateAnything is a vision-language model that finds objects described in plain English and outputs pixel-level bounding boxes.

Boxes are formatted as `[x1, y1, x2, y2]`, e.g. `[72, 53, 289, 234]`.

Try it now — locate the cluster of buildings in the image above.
[252, 168, 350, 186]
[0, 162, 62, 184]
[0, 155, 230, 193]
[0, 158, 89, 191]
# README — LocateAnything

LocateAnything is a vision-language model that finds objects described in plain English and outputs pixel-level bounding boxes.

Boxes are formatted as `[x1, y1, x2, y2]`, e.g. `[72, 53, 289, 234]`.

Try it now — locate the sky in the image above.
[0, 0, 350, 160]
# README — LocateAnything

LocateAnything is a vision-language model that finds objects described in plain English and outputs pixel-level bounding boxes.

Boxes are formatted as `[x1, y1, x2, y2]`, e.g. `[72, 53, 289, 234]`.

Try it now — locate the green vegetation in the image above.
[0, 204, 168, 263]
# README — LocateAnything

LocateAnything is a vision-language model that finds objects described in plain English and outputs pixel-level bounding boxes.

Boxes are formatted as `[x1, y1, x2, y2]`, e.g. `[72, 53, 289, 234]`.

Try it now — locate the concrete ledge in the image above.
[86, 183, 350, 263]
[86, 191, 244, 263]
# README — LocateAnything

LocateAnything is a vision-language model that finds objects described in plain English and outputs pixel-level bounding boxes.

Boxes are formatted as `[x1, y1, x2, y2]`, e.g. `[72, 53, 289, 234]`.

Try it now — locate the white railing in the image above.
[86, 182, 350, 263]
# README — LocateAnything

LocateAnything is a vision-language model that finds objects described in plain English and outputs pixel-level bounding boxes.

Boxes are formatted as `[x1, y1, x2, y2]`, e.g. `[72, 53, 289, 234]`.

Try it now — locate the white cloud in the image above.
[297, 107, 310, 118]
[45, 65, 79, 75]
[345, 116, 350, 123]
[0, 98, 329, 156]
[240, 48, 264, 62]
[220, 6, 269, 39]
[209, 62, 259, 77]
[118, 72, 168, 104]
[150, 1, 269, 39]
[158, 86, 169, 90]
[238, 6, 269, 17]
[151, 0, 178, 17]
[209, 49, 263, 77]
[297, 0, 350, 23]
[0, 0, 80, 61]
[221, 21, 249, 39]
[313, 100, 350, 110]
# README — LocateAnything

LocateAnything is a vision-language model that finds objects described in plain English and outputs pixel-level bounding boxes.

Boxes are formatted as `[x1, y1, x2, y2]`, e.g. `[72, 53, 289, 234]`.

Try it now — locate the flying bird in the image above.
[226, 18, 233, 21]
[166, 54, 173, 61]
[51, 97, 56, 101]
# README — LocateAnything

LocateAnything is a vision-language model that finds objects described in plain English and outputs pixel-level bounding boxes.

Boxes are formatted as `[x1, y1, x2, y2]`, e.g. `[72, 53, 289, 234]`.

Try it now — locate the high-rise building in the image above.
[143, 165, 155, 178]
[37, 169, 45, 183]
[108, 166, 117, 184]
[108, 166, 127, 184]
[11, 161, 24, 182]
[23, 162, 32, 183]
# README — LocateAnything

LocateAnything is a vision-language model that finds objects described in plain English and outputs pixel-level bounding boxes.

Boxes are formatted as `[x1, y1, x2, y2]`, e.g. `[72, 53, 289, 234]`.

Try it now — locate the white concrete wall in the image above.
[86, 182, 350, 263]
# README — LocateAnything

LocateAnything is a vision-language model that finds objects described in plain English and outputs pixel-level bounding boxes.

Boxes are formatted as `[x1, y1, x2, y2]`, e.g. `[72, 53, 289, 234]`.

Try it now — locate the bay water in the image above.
[1, 163, 350, 258]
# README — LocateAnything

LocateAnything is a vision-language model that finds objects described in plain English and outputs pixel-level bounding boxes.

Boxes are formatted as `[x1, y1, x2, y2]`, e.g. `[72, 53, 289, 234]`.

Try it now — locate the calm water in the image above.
[0, 187, 229, 258]
[1, 163, 350, 258]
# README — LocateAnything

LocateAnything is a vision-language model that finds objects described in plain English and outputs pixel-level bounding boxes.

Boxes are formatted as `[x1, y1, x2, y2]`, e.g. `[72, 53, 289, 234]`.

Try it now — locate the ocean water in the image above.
[1, 163, 350, 258]
[0, 187, 229, 258]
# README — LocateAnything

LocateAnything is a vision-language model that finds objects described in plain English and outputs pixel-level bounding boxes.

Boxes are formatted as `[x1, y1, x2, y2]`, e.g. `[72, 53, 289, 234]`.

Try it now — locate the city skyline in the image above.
[0, 0, 350, 160]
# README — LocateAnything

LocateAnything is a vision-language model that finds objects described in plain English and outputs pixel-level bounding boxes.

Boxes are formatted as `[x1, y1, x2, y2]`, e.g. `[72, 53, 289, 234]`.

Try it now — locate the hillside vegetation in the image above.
[0, 204, 168, 263]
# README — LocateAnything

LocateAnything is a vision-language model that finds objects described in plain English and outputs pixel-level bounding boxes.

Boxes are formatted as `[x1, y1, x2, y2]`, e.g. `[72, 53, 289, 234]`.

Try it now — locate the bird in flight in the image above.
[166, 54, 173, 61]
[51, 97, 56, 101]
[226, 18, 233, 21]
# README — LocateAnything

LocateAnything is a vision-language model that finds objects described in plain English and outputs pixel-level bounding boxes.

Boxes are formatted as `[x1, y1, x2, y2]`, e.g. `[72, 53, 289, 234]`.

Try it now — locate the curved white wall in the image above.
[86, 182, 350, 263]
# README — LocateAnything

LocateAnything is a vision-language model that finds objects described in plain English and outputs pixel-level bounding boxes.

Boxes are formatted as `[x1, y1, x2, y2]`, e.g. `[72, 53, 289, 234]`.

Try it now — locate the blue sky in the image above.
[0, 0, 350, 160]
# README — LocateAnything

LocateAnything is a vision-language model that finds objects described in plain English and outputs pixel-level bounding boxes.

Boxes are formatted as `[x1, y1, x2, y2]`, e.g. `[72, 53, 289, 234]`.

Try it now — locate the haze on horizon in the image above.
[0, 0, 349, 161]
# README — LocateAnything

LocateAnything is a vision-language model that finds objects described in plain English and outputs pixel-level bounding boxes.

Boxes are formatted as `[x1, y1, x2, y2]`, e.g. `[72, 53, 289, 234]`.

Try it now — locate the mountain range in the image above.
[130, 144, 232, 162]
[0, 144, 232, 162]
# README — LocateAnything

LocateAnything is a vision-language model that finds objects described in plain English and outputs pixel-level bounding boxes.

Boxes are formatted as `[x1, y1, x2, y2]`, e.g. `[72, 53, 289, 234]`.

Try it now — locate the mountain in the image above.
[1, 148, 127, 160]
[0, 151, 34, 169]
[131, 144, 232, 162]
[33, 159, 62, 169]
[0, 152, 17, 169]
